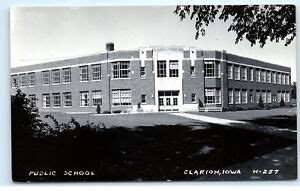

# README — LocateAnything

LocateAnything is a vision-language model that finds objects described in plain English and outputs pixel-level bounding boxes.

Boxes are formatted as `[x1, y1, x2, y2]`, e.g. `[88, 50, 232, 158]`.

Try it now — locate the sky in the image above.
[10, 6, 296, 81]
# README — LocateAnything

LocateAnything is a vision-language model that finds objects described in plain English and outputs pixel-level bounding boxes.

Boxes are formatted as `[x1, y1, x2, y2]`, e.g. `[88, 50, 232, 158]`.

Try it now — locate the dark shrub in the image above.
[280, 98, 285, 107]
[96, 104, 101, 114]
[112, 110, 122, 114]
[258, 96, 264, 109]
[102, 110, 112, 114]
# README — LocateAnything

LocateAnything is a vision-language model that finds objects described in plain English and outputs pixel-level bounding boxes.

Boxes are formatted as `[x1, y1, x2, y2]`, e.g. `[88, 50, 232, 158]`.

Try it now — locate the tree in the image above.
[174, 5, 296, 47]
[291, 82, 296, 99]
[280, 97, 285, 107]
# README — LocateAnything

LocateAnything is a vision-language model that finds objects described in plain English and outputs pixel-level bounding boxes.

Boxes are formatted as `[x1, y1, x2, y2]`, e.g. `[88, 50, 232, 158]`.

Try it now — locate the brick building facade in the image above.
[11, 44, 291, 113]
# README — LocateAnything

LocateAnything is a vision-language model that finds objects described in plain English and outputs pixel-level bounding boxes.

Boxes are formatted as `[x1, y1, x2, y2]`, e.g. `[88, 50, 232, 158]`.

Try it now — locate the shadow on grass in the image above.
[245, 115, 297, 130]
[12, 122, 296, 182]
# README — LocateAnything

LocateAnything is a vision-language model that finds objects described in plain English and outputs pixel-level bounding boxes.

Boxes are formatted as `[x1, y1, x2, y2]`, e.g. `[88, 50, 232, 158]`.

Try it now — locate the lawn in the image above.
[12, 110, 297, 182]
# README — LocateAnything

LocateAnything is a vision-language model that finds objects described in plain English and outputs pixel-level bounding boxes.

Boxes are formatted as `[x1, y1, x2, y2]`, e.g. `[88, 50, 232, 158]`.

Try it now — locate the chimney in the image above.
[106, 42, 114, 52]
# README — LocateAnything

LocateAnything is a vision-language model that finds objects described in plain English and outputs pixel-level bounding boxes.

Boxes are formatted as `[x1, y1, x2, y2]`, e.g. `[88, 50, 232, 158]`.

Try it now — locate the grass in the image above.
[13, 116, 296, 182]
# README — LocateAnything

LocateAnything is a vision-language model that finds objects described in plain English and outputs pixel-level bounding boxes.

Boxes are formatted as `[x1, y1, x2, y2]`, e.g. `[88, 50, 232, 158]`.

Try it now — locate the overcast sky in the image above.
[10, 6, 296, 81]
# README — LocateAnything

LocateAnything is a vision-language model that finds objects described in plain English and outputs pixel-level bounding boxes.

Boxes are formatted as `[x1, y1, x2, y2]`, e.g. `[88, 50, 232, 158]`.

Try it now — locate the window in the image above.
[272, 72, 277, 84]
[191, 93, 196, 103]
[190, 66, 195, 77]
[266, 71, 271, 83]
[233, 65, 240, 80]
[250, 68, 254, 81]
[140, 66, 146, 78]
[256, 91, 261, 103]
[241, 90, 247, 103]
[80, 66, 89, 82]
[227, 64, 233, 79]
[28, 72, 35, 86]
[63, 92, 72, 107]
[141, 94, 146, 104]
[272, 94, 277, 102]
[215, 62, 220, 78]
[166, 98, 171, 106]
[286, 74, 289, 85]
[42, 94, 50, 108]
[228, 89, 233, 104]
[249, 90, 254, 103]
[159, 98, 164, 106]
[204, 61, 214, 77]
[173, 98, 178, 105]
[92, 90, 102, 106]
[282, 91, 286, 102]
[62, 68, 71, 83]
[281, 74, 285, 85]
[11, 75, 18, 87]
[169, 60, 179, 77]
[92, 64, 101, 81]
[42, 70, 50, 85]
[157, 61, 167, 77]
[28, 94, 36, 107]
[260, 70, 266, 82]
[52, 69, 60, 84]
[286, 74, 290, 85]
[262, 91, 266, 103]
[286, 92, 290, 102]
[112, 89, 131, 106]
[205, 88, 221, 104]
[256, 69, 260, 82]
[52, 93, 61, 107]
[241, 67, 247, 81]
[267, 91, 271, 103]
[20, 73, 27, 87]
[234, 89, 241, 104]
[277, 73, 281, 84]
[80, 91, 89, 107]
[277, 91, 282, 103]
[112, 61, 130, 79]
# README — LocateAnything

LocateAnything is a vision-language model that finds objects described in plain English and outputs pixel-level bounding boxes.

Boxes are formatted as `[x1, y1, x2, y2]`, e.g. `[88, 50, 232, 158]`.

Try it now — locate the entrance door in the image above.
[158, 91, 179, 111]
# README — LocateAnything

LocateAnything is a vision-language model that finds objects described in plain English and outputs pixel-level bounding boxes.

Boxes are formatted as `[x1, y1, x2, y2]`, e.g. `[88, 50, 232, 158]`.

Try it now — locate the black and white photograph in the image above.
[10, 5, 297, 182]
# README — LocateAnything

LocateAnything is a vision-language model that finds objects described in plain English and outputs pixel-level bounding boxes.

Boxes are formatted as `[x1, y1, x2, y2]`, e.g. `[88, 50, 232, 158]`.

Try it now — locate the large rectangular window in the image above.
[241, 67, 247, 81]
[42, 70, 50, 85]
[227, 64, 233, 79]
[52, 69, 60, 84]
[62, 68, 71, 83]
[63, 92, 72, 107]
[241, 90, 247, 103]
[250, 68, 254, 81]
[260, 70, 266, 82]
[281, 74, 285, 85]
[256, 69, 260, 82]
[249, 90, 254, 103]
[233, 65, 240, 80]
[285, 74, 290, 85]
[205, 88, 221, 104]
[28, 72, 35, 86]
[112, 89, 131, 106]
[277, 91, 282, 103]
[28, 94, 36, 107]
[169, 60, 179, 77]
[92, 64, 101, 81]
[157, 61, 167, 77]
[277, 73, 281, 84]
[52, 93, 61, 107]
[112, 61, 130, 79]
[204, 61, 214, 77]
[80, 91, 89, 107]
[262, 91, 266, 103]
[80, 66, 89, 82]
[266, 71, 271, 83]
[286, 92, 290, 102]
[92, 90, 102, 106]
[234, 89, 241, 104]
[272, 72, 277, 84]
[20, 73, 27, 87]
[256, 91, 261, 103]
[228, 89, 233, 104]
[42, 94, 50, 108]
[267, 91, 271, 103]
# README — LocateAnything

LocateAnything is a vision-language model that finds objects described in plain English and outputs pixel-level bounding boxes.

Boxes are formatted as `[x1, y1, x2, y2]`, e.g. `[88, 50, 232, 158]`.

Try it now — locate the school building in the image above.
[11, 43, 291, 113]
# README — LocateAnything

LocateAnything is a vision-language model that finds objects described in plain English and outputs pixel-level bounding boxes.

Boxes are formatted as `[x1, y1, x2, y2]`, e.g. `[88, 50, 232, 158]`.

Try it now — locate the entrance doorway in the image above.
[158, 91, 179, 111]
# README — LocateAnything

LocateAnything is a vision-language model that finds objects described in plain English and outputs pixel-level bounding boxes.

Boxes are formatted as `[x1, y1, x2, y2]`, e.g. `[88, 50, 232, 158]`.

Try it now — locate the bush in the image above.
[96, 104, 101, 114]
[102, 110, 112, 114]
[112, 110, 122, 114]
[258, 96, 264, 109]
[280, 98, 285, 107]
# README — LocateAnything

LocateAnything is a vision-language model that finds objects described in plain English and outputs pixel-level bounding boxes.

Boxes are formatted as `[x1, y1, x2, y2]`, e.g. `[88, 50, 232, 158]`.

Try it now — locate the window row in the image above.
[204, 88, 221, 104]
[157, 60, 179, 78]
[228, 89, 290, 104]
[227, 64, 290, 85]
